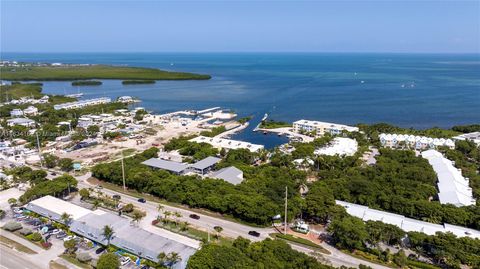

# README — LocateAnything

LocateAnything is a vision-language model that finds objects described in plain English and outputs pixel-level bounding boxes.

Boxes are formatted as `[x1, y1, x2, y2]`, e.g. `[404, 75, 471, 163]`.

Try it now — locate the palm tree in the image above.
[61, 212, 72, 225]
[101, 225, 114, 247]
[166, 252, 182, 268]
[132, 210, 145, 226]
[213, 226, 223, 239]
[180, 221, 190, 232]
[173, 212, 182, 226]
[157, 252, 167, 266]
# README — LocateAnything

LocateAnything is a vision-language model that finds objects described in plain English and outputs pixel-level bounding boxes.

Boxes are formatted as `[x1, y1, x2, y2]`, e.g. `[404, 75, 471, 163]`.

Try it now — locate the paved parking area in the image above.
[0, 188, 24, 210]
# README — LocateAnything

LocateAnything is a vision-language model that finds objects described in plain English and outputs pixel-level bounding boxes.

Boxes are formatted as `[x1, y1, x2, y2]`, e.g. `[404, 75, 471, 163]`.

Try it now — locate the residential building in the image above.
[190, 156, 221, 175]
[142, 156, 222, 175]
[379, 133, 455, 150]
[23, 106, 39, 116]
[336, 200, 480, 239]
[292, 119, 359, 136]
[7, 118, 36, 128]
[211, 166, 244, 185]
[314, 137, 358, 156]
[422, 149, 475, 207]
[53, 97, 111, 110]
[189, 136, 264, 152]
[10, 109, 24, 117]
[453, 132, 480, 146]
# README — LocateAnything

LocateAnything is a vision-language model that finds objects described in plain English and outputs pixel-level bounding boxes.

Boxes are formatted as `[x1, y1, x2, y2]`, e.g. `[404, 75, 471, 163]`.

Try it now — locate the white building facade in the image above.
[293, 119, 359, 136]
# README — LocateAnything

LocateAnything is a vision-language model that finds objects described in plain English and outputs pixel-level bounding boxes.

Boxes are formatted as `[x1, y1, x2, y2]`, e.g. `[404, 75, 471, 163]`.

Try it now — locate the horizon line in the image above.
[1, 51, 480, 55]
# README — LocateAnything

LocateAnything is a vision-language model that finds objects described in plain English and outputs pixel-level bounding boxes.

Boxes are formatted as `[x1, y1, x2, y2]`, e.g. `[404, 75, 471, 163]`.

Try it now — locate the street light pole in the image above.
[121, 151, 126, 191]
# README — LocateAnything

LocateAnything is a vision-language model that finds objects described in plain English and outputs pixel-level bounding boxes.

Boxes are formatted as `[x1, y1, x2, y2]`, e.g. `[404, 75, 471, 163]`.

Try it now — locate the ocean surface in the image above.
[2, 53, 479, 148]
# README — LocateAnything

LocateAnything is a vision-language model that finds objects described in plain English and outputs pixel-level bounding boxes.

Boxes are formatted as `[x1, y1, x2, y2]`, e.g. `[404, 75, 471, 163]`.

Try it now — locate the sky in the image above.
[1, 0, 479, 53]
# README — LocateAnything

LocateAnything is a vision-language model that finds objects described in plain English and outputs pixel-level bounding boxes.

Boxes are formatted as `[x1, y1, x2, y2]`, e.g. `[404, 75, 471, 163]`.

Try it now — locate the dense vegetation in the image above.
[19, 174, 78, 203]
[122, 80, 156, 84]
[71, 80, 102, 86]
[451, 124, 480, 133]
[310, 148, 480, 229]
[92, 147, 305, 225]
[1, 65, 211, 81]
[358, 123, 461, 141]
[259, 119, 292, 129]
[328, 214, 480, 268]
[187, 238, 334, 269]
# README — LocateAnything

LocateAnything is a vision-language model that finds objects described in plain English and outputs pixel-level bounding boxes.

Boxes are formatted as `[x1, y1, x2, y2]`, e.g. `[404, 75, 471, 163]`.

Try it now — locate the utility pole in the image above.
[284, 186, 288, 235]
[36, 132, 43, 168]
[121, 151, 126, 191]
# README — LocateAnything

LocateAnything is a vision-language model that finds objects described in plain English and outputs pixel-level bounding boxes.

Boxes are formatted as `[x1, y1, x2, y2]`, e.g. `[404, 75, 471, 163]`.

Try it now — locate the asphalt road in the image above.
[0, 245, 42, 269]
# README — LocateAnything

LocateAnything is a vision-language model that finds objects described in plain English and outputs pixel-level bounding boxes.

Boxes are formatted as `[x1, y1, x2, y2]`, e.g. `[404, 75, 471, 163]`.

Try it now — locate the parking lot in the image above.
[2, 207, 149, 269]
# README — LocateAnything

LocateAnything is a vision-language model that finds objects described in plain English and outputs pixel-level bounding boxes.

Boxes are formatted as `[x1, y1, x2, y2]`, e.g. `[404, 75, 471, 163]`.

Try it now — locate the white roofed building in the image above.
[421, 149, 475, 207]
[190, 136, 264, 152]
[23, 106, 39, 116]
[211, 166, 244, 185]
[53, 97, 111, 110]
[10, 109, 24, 117]
[336, 200, 480, 239]
[453, 132, 480, 146]
[379, 133, 455, 150]
[314, 137, 358, 156]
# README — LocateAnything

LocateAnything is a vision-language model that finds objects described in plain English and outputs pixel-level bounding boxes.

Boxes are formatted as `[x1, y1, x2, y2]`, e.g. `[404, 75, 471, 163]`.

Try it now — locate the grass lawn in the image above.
[49, 261, 68, 269]
[0, 235, 38, 254]
[154, 220, 232, 246]
[269, 233, 330, 254]
[59, 254, 92, 269]
[1, 65, 211, 81]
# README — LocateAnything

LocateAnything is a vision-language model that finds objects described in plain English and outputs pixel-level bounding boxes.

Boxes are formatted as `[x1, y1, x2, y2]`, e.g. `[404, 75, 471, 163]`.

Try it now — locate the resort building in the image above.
[292, 119, 359, 136]
[7, 118, 36, 128]
[211, 166, 244, 185]
[453, 132, 480, 146]
[10, 109, 24, 117]
[314, 137, 358, 156]
[53, 97, 111, 110]
[422, 149, 475, 207]
[26, 196, 198, 269]
[379, 133, 455, 150]
[189, 136, 264, 152]
[336, 200, 480, 239]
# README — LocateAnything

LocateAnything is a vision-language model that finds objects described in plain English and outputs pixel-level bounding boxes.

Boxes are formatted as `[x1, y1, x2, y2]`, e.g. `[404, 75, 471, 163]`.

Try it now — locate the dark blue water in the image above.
[2, 53, 479, 147]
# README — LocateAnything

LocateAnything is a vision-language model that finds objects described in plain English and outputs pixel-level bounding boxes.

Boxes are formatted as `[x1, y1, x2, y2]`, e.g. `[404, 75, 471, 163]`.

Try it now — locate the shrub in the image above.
[2, 221, 22, 231]
[77, 252, 92, 263]
[41, 241, 52, 249]
[29, 232, 42, 242]
[19, 228, 32, 235]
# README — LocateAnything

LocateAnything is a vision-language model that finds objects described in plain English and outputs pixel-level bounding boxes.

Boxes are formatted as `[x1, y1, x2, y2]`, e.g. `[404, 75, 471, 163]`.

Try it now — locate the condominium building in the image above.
[422, 149, 475, 207]
[453, 132, 480, 146]
[379, 133, 455, 150]
[53, 97, 111, 110]
[292, 119, 359, 136]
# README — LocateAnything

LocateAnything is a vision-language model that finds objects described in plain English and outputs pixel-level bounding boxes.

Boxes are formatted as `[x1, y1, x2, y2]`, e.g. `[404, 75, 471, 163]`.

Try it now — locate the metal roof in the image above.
[211, 166, 244, 185]
[190, 156, 221, 170]
[142, 158, 188, 173]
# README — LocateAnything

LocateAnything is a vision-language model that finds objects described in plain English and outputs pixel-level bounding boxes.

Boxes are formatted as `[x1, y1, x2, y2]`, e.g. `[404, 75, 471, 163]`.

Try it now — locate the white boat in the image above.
[65, 93, 84, 98]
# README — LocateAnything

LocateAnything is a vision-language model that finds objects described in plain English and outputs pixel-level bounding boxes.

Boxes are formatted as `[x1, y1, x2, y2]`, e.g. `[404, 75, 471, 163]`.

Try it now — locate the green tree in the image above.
[393, 250, 408, 268]
[42, 153, 59, 168]
[7, 198, 17, 207]
[79, 188, 90, 200]
[87, 125, 100, 137]
[132, 209, 146, 225]
[328, 215, 369, 250]
[58, 158, 73, 172]
[97, 253, 120, 269]
[166, 252, 182, 268]
[304, 182, 336, 223]
[101, 225, 115, 247]
[63, 239, 76, 253]
[213, 226, 223, 239]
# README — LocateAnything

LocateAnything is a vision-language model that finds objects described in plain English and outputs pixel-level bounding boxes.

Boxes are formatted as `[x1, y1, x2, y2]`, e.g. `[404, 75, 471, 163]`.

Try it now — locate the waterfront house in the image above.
[293, 119, 359, 137]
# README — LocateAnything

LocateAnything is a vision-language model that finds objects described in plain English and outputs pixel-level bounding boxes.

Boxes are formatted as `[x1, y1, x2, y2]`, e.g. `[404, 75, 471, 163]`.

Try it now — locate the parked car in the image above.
[56, 232, 67, 239]
[12, 208, 23, 214]
[137, 198, 146, 203]
[120, 257, 131, 266]
[95, 246, 106, 254]
[189, 214, 200, 220]
[112, 194, 121, 200]
[63, 235, 77, 242]
[51, 229, 61, 235]
[248, 231, 260, 237]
